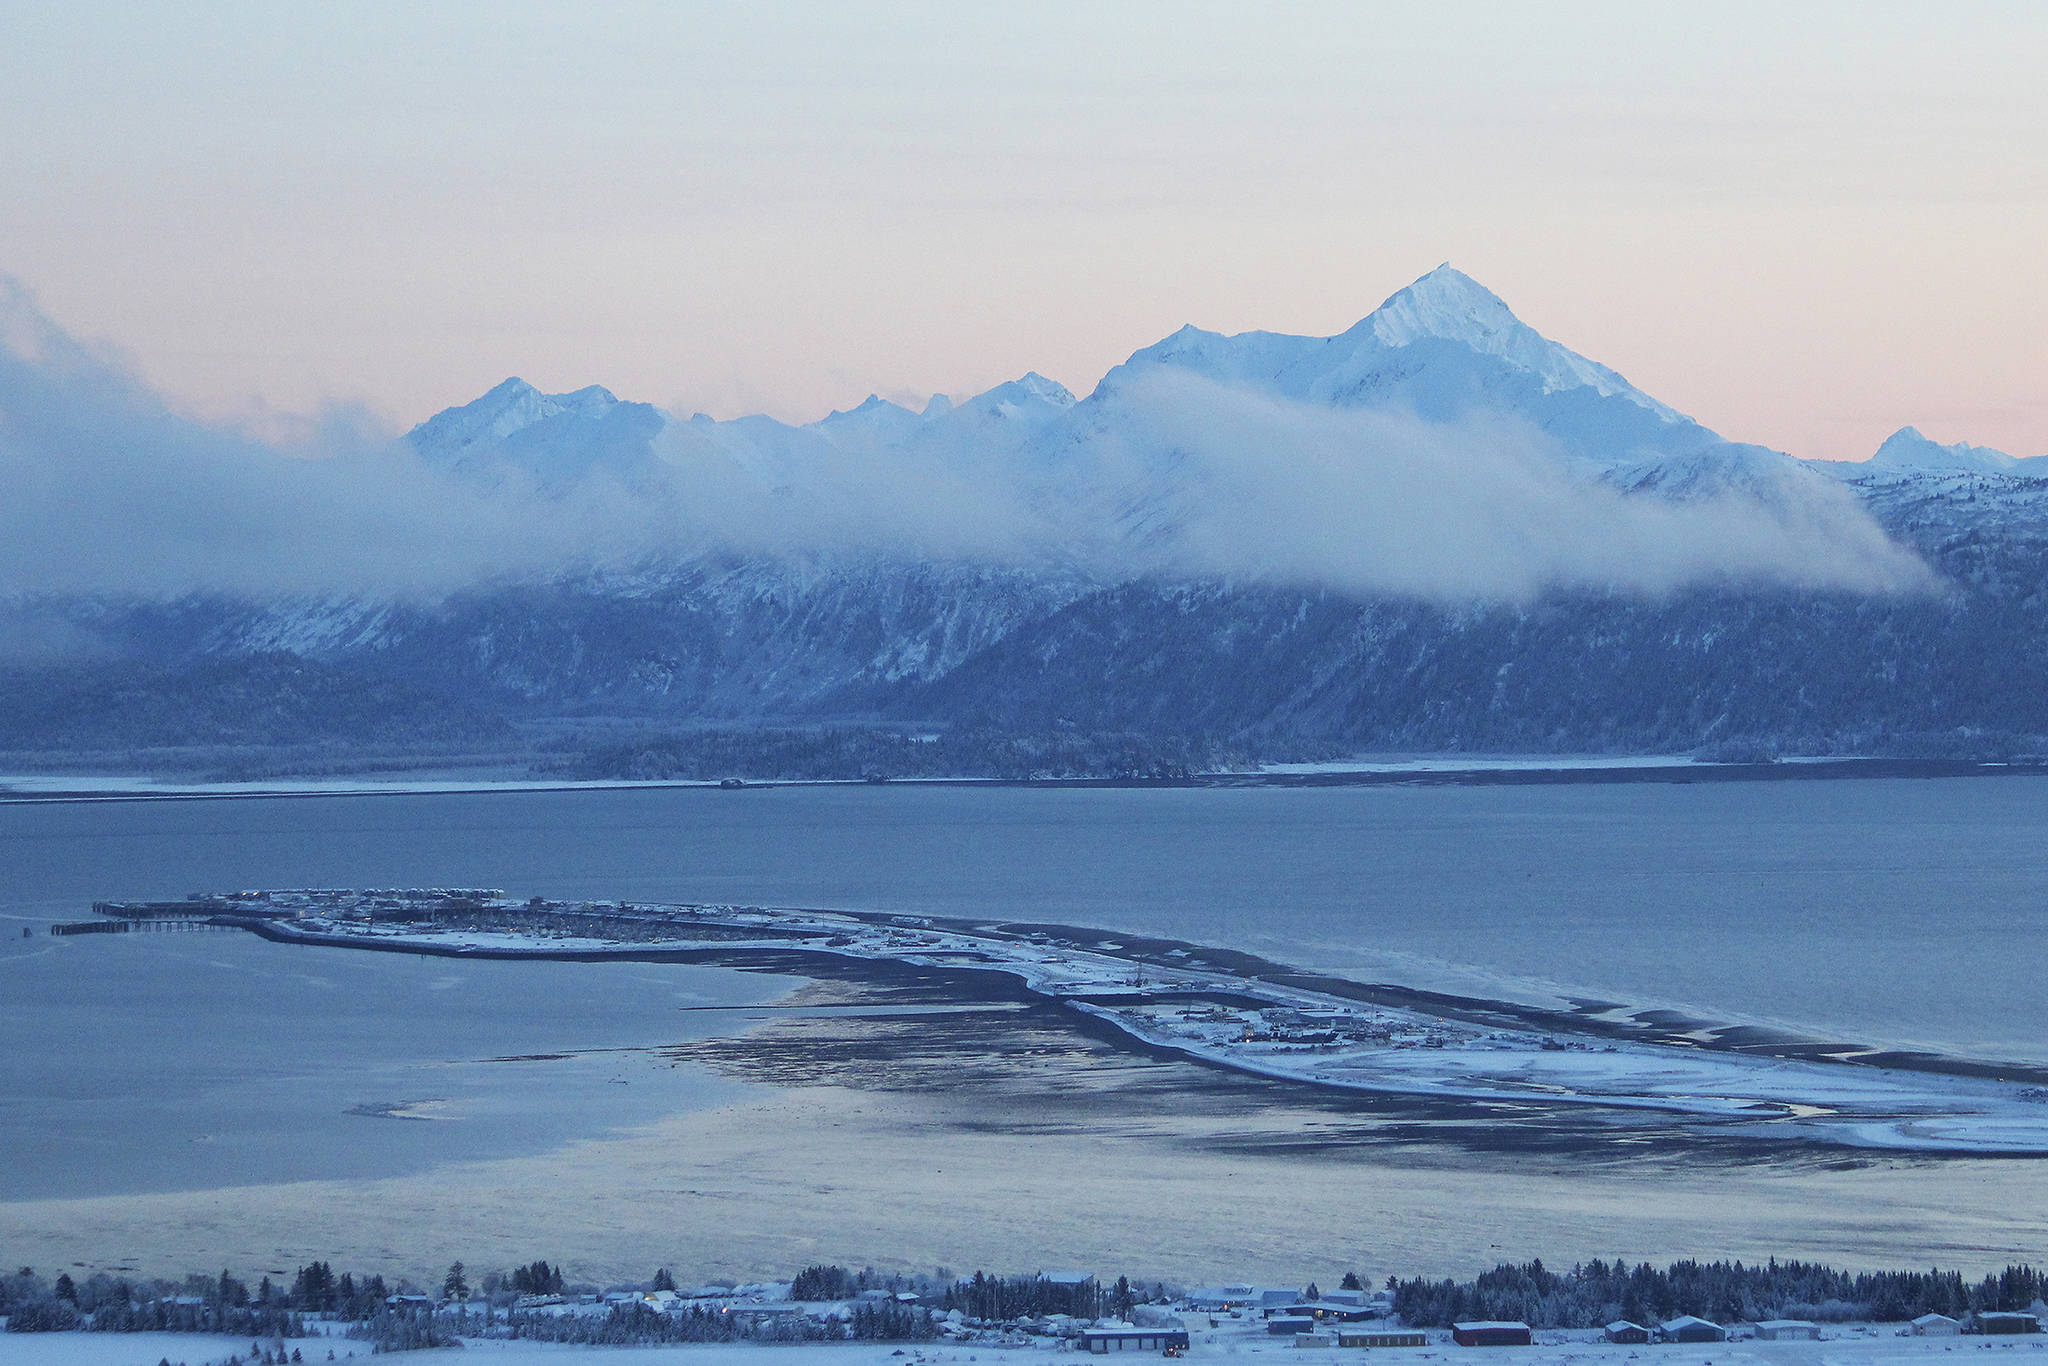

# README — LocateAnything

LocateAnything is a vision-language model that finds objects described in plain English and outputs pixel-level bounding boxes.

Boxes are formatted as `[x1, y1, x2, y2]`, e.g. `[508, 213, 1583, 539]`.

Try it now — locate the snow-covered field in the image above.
[0, 1335, 325, 1366]
[3, 1327, 2045, 1366]
[1256, 757, 1707, 776]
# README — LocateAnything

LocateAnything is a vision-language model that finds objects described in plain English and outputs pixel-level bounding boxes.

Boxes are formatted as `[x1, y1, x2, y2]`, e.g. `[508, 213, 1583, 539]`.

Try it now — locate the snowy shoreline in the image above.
[7, 756, 2044, 804]
[1, 1315, 2045, 1366]
[129, 891, 2048, 1158]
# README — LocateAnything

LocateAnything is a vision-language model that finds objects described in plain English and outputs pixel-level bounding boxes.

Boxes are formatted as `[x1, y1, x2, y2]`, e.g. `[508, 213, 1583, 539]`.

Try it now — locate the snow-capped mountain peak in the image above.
[1363, 264, 1518, 349]
[407, 378, 663, 488]
[409, 378, 624, 457]
[1356, 264, 1685, 424]
[960, 372, 1077, 420]
[1867, 425, 2025, 476]
[809, 393, 925, 450]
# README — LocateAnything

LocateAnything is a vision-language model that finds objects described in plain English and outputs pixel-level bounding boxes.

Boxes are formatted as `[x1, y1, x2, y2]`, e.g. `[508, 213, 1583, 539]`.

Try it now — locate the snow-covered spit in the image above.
[147, 891, 2048, 1157]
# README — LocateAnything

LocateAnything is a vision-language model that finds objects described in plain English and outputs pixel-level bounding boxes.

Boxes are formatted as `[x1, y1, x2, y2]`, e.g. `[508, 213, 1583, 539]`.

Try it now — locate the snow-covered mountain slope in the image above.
[399, 265, 1906, 600]
[409, 266, 1790, 509]
[25, 266, 2048, 765]
[1800, 429, 2048, 577]
[1097, 266, 1686, 429]
[1089, 265, 1729, 475]
[808, 394, 925, 450]
[1856, 426, 2044, 478]
[170, 554, 1099, 718]
[408, 378, 669, 489]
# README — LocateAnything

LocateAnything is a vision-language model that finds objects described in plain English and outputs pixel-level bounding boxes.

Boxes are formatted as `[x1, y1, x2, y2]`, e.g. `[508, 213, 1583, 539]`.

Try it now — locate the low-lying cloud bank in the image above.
[0, 284, 1933, 603]
[0, 283, 681, 598]
[1100, 370, 1934, 600]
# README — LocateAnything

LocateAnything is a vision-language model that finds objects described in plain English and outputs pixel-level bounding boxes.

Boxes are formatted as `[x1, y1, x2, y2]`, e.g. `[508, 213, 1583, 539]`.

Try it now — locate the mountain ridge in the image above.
[9, 266, 2048, 774]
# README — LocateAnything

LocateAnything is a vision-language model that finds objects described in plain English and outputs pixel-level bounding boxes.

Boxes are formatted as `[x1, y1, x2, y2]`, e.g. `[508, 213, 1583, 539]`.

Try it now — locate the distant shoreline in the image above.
[4, 755, 2043, 805]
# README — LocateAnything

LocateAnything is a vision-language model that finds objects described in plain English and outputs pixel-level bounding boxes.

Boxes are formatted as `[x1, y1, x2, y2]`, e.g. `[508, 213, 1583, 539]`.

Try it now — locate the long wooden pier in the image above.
[51, 918, 235, 935]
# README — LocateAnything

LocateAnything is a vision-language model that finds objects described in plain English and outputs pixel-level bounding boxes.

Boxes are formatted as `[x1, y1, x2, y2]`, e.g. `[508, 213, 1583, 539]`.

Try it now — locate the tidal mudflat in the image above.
[5, 940, 2045, 1287]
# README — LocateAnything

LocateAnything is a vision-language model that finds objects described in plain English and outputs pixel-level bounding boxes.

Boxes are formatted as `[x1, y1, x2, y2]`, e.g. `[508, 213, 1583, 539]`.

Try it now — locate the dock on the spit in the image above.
[49, 895, 296, 936]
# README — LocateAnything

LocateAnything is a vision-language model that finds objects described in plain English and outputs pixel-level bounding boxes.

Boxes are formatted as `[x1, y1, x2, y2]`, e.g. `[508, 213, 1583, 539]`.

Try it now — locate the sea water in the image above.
[4, 776, 2044, 1197]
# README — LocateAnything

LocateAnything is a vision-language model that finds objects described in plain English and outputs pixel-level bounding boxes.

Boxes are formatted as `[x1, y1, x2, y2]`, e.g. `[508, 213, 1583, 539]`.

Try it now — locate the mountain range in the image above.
[6, 265, 2047, 778]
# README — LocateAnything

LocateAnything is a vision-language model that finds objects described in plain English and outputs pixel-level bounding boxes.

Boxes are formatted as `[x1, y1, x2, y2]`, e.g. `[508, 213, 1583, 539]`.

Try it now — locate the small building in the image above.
[1452, 1322, 1533, 1347]
[1339, 1329, 1429, 1348]
[1269, 1315, 1318, 1336]
[1289, 1301, 1377, 1322]
[1039, 1272, 1100, 1318]
[1295, 1333, 1337, 1349]
[1661, 1316, 1728, 1343]
[1190, 1285, 1261, 1312]
[1977, 1313, 2043, 1335]
[1911, 1313, 1962, 1336]
[1754, 1320, 1821, 1341]
[1603, 1322, 1651, 1345]
[1082, 1328, 1191, 1354]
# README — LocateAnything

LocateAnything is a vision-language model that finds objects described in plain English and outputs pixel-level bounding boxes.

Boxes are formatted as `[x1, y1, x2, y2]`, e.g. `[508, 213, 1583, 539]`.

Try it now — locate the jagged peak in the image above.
[409, 376, 635, 456]
[1347, 264, 1686, 424]
[968, 372, 1077, 411]
[818, 393, 911, 423]
[1364, 264, 1521, 350]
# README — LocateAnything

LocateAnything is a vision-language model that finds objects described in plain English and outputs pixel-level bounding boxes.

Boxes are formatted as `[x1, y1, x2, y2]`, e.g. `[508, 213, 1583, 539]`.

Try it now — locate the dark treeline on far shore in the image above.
[4, 1256, 2044, 1345]
[538, 725, 1245, 783]
[1391, 1260, 2048, 1328]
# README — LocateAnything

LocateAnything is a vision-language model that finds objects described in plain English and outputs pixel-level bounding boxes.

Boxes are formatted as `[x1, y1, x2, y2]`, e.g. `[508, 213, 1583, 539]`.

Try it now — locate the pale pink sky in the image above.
[2, 1, 2042, 462]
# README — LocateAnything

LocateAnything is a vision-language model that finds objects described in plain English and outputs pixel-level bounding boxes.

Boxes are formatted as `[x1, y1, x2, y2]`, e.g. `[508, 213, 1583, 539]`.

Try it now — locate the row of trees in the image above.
[501, 1303, 835, 1346]
[2, 1268, 307, 1336]
[12, 1255, 2043, 1342]
[1391, 1259, 2047, 1329]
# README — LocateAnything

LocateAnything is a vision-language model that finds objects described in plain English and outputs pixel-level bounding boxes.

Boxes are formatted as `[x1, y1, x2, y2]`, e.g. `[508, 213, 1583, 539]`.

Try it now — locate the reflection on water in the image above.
[0, 929, 794, 1200]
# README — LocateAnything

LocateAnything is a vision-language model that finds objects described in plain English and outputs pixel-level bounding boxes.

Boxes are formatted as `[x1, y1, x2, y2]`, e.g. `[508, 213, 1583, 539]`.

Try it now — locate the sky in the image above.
[1, 1, 2043, 463]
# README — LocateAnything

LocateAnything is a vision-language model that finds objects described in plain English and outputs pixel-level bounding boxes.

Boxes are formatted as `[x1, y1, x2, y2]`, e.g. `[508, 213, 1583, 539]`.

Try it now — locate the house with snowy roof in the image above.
[1661, 1315, 1728, 1343]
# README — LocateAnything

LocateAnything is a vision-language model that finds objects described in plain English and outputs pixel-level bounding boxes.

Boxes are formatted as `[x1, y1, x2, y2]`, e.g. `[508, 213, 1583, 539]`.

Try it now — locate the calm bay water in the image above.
[3, 776, 2045, 1200]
